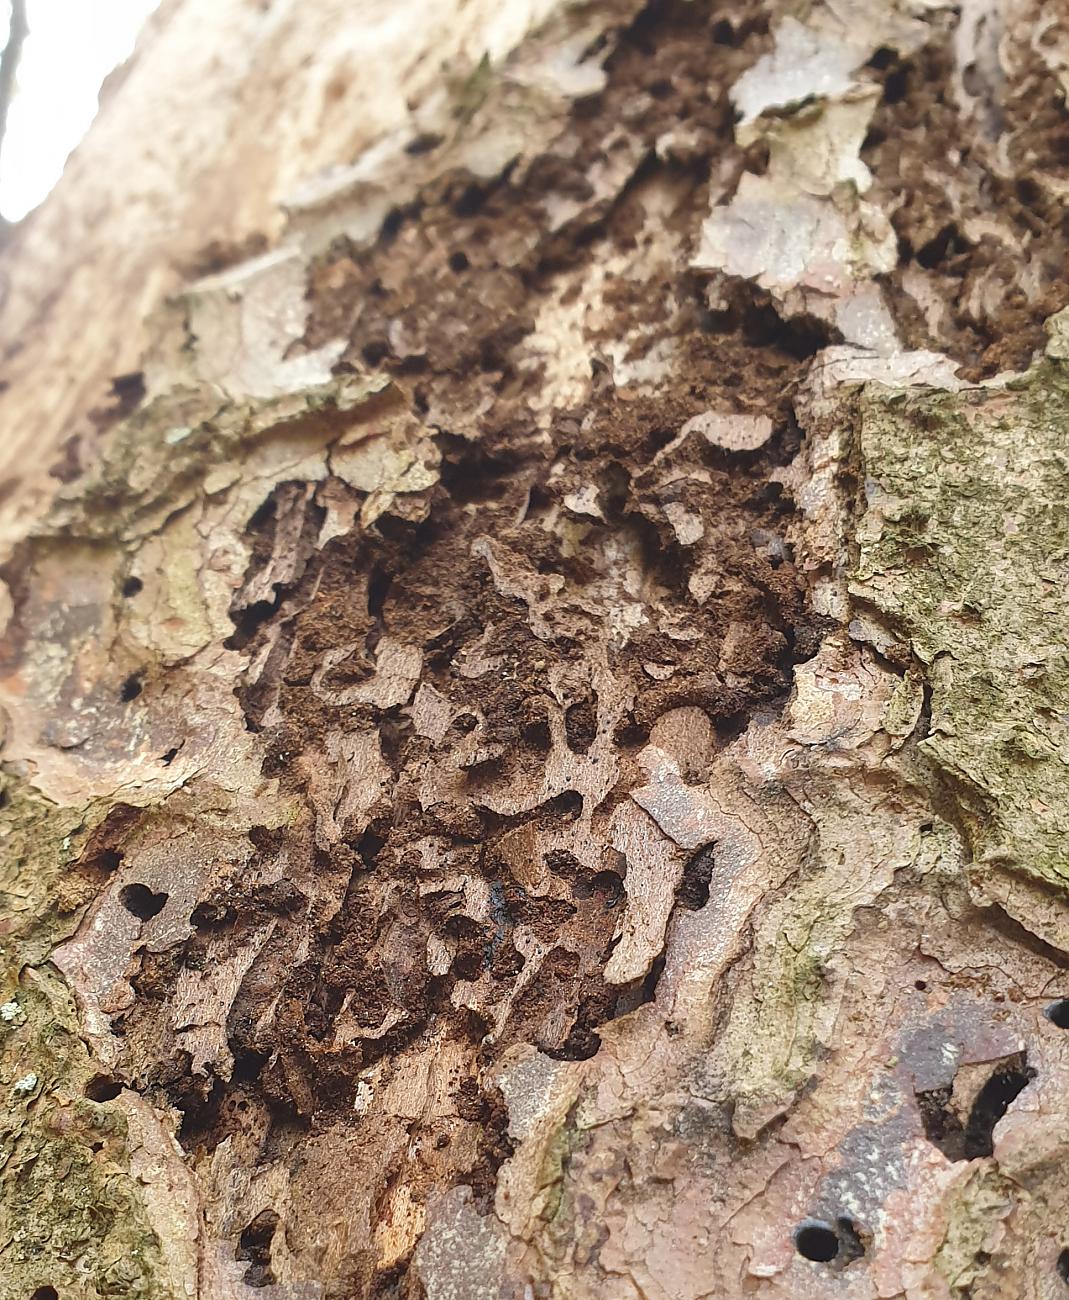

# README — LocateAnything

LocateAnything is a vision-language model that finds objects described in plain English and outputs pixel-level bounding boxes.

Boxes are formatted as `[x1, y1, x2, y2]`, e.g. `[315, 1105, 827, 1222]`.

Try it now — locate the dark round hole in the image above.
[915, 979, 928, 991]
[448, 250, 470, 273]
[97, 849, 123, 874]
[405, 131, 442, 155]
[794, 1220, 840, 1262]
[232, 1049, 270, 1083]
[31, 1288, 59, 1300]
[119, 674, 143, 702]
[867, 45, 896, 70]
[1058, 1248, 1069, 1285]
[121, 576, 143, 598]
[84, 1075, 123, 1102]
[1044, 999, 1069, 1029]
[120, 883, 168, 921]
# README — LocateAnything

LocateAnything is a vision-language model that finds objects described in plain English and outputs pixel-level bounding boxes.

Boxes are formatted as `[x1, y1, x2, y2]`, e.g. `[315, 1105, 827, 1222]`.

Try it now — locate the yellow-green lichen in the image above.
[43, 373, 393, 544]
[852, 362, 1069, 895]
[0, 778, 98, 973]
[0, 969, 179, 1300]
[0, 780, 183, 1300]
[933, 1165, 1014, 1293]
[532, 1101, 592, 1271]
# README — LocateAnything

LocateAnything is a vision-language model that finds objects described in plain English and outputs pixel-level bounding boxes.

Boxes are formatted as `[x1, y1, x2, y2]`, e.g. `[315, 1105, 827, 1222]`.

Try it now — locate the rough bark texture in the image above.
[2, 1, 1069, 1298]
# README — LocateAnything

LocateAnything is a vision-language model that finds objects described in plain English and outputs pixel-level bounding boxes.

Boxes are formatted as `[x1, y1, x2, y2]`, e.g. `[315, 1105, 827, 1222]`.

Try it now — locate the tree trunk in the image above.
[2, 1, 1069, 1297]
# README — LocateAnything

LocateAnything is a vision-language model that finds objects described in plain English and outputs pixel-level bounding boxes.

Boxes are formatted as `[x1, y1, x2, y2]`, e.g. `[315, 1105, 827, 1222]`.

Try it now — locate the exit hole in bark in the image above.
[404, 131, 442, 155]
[119, 674, 143, 702]
[917, 1052, 1035, 1160]
[120, 883, 168, 920]
[794, 1216, 866, 1266]
[1044, 1000, 1069, 1028]
[795, 1221, 837, 1261]
[964, 1057, 1036, 1158]
[30, 1289, 58, 1300]
[676, 844, 716, 910]
[84, 1074, 123, 1101]
[236, 1208, 279, 1288]
[1058, 1248, 1069, 1285]
[225, 595, 280, 651]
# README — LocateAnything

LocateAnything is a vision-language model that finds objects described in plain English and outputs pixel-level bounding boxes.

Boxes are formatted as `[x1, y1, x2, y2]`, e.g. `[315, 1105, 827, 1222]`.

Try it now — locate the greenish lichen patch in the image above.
[0, 778, 99, 971]
[852, 363, 1069, 897]
[0, 780, 182, 1300]
[0, 967, 178, 1300]
[933, 1165, 1014, 1294]
[44, 373, 396, 544]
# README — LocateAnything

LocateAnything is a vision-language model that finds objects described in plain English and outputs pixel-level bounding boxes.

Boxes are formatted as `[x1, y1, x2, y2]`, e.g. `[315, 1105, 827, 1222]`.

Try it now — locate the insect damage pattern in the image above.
[1, 1, 1069, 1298]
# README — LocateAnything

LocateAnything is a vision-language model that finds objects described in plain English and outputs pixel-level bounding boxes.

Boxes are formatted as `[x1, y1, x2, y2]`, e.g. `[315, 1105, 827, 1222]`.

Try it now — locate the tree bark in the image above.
[2, 1, 1069, 1298]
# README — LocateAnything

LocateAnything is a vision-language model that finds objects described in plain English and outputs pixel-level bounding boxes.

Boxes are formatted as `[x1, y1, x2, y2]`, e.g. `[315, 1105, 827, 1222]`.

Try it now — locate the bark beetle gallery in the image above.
[1, 1, 1069, 1297]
